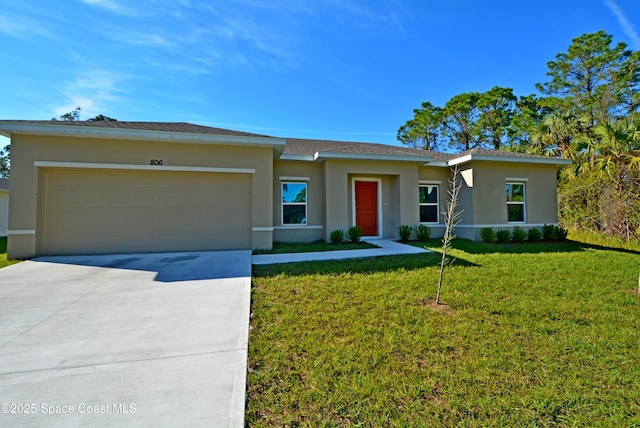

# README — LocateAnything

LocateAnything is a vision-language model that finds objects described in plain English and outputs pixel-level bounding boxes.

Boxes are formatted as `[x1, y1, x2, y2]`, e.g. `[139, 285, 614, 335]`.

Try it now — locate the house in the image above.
[0, 121, 571, 259]
[0, 178, 8, 237]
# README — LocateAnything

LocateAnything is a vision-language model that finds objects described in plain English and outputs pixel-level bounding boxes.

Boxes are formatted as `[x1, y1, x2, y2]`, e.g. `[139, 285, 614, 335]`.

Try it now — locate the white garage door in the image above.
[39, 168, 251, 255]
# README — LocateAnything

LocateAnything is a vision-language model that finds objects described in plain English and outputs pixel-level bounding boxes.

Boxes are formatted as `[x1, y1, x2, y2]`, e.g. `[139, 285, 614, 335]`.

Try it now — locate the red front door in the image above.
[355, 181, 378, 236]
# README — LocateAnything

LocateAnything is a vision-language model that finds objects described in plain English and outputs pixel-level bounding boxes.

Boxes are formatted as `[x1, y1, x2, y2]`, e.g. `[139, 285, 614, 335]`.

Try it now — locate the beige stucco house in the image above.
[0, 120, 571, 259]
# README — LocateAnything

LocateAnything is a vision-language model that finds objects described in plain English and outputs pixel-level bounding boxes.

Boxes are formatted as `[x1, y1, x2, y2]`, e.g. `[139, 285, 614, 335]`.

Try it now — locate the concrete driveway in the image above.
[0, 250, 251, 427]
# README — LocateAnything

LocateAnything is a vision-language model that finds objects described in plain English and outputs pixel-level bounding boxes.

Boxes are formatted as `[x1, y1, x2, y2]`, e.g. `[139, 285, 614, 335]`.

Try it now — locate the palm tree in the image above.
[531, 112, 585, 160]
[593, 117, 640, 240]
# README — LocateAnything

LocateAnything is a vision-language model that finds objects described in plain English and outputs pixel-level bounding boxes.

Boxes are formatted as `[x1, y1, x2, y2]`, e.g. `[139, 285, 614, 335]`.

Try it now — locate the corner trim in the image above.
[7, 229, 36, 235]
[252, 227, 274, 232]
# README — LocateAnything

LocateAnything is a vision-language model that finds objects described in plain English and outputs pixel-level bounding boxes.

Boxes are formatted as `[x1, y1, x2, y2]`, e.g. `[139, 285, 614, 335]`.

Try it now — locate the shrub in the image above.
[511, 226, 527, 242]
[542, 224, 556, 240]
[556, 226, 569, 240]
[330, 229, 344, 244]
[415, 224, 431, 241]
[347, 225, 363, 243]
[527, 227, 542, 242]
[480, 227, 496, 243]
[399, 225, 412, 241]
[496, 229, 511, 243]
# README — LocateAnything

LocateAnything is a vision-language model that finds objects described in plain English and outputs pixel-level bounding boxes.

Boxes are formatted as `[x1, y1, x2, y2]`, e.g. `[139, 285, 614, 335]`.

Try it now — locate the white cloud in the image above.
[54, 70, 124, 119]
[80, 0, 137, 16]
[0, 14, 54, 40]
[604, 0, 640, 50]
[119, 33, 175, 49]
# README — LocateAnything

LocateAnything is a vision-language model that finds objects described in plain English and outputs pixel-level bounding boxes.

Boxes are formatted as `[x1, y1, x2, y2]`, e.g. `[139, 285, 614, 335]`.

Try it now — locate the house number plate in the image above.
[149, 159, 163, 165]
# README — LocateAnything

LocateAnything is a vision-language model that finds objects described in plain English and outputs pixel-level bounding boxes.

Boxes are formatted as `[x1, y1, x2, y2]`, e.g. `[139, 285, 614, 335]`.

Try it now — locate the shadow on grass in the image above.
[252, 250, 477, 278]
[442, 238, 640, 256]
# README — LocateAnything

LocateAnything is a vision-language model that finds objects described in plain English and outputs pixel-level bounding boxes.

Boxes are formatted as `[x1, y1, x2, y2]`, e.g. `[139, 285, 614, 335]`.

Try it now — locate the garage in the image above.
[38, 168, 252, 255]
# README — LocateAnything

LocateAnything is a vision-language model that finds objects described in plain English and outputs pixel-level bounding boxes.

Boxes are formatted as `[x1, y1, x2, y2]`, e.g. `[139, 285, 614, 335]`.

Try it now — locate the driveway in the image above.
[0, 250, 251, 427]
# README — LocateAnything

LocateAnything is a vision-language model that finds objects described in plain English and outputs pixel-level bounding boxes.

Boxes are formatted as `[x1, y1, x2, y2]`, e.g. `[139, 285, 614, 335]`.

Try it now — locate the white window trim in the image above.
[281, 181, 308, 226]
[506, 182, 526, 223]
[351, 177, 383, 239]
[419, 184, 440, 224]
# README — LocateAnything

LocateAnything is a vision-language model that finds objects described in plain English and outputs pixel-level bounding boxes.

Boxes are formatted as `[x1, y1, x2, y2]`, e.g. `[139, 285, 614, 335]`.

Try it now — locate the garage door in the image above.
[39, 168, 252, 255]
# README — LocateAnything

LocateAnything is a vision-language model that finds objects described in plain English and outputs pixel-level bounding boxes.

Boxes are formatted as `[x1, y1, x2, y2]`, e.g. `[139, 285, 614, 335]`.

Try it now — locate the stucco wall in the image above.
[323, 159, 420, 240]
[455, 161, 561, 240]
[7, 134, 275, 258]
[272, 160, 325, 243]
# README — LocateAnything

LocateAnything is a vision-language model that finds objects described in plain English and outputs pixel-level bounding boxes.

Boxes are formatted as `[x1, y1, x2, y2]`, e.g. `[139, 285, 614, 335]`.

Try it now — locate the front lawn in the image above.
[0, 237, 19, 269]
[247, 235, 640, 426]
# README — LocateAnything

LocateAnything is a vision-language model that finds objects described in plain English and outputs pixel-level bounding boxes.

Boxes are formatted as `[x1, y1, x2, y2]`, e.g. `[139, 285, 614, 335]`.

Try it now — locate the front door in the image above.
[355, 180, 378, 236]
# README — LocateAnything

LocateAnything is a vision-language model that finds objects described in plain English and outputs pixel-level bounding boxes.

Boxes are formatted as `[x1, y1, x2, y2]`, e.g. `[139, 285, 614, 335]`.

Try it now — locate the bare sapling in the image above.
[436, 166, 463, 305]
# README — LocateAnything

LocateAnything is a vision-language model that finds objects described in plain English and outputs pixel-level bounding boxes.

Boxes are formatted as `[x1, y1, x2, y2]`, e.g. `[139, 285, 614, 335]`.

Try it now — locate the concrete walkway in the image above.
[0, 250, 251, 428]
[252, 239, 431, 265]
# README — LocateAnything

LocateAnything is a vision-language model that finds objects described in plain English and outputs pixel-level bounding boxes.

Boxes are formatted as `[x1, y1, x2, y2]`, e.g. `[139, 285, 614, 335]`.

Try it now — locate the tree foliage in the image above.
[399, 30, 640, 241]
[0, 144, 9, 179]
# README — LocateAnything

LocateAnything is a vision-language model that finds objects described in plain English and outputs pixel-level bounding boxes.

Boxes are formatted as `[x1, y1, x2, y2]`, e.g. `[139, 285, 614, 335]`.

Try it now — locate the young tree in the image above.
[436, 166, 462, 305]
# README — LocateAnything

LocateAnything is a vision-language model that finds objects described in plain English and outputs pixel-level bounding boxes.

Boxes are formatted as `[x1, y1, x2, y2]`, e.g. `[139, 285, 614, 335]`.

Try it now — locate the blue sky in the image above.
[1, 0, 639, 147]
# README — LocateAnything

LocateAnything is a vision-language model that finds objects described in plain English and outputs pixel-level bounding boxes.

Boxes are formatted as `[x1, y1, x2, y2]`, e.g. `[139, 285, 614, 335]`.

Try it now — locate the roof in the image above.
[0, 120, 286, 157]
[0, 178, 8, 191]
[447, 147, 573, 166]
[0, 120, 572, 166]
[282, 138, 434, 163]
[0, 120, 271, 138]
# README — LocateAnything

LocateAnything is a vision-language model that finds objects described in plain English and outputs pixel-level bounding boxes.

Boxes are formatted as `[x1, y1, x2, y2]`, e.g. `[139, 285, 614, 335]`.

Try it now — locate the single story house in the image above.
[0, 120, 571, 259]
[0, 178, 8, 237]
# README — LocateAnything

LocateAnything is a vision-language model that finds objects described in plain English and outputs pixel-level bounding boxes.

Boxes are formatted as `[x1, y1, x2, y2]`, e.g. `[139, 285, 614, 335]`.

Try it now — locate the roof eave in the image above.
[313, 151, 432, 163]
[448, 154, 573, 167]
[0, 122, 287, 157]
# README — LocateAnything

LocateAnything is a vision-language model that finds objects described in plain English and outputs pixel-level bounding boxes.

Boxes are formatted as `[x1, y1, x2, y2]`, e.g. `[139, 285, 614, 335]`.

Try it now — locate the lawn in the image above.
[247, 233, 640, 426]
[0, 237, 20, 269]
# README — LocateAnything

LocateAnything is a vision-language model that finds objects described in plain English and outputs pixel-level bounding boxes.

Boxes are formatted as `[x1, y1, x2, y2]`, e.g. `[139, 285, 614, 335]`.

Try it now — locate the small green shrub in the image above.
[511, 226, 527, 242]
[496, 229, 511, 243]
[527, 227, 542, 242]
[415, 224, 431, 241]
[347, 225, 363, 243]
[330, 229, 344, 244]
[542, 224, 556, 240]
[556, 226, 569, 240]
[398, 225, 412, 241]
[480, 227, 496, 243]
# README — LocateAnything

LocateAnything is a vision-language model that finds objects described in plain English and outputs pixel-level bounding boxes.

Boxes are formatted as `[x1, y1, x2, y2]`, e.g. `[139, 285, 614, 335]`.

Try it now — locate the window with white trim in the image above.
[282, 182, 307, 225]
[506, 182, 525, 222]
[419, 185, 439, 223]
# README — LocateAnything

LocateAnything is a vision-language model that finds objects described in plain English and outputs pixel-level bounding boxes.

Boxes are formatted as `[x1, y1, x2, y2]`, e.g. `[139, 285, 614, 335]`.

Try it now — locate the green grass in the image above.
[0, 237, 20, 269]
[247, 235, 640, 426]
[253, 240, 378, 255]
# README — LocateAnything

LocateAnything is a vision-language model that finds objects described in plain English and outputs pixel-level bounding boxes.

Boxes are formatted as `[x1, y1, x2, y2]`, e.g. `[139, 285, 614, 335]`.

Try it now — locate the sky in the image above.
[1, 0, 639, 148]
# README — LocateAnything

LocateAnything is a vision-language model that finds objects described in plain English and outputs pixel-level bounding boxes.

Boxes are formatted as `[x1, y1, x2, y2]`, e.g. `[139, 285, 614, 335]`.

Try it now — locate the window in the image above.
[506, 182, 525, 222]
[282, 182, 307, 225]
[419, 185, 439, 223]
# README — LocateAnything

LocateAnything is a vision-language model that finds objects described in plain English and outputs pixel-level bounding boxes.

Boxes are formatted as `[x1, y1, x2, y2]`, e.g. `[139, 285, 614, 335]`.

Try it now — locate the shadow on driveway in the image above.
[34, 250, 252, 282]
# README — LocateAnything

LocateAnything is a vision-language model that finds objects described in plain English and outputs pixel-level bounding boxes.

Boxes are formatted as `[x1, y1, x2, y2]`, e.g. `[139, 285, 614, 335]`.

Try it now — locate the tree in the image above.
[436, 166, 462, 305]
[477, 86, 517, 150]
[53, 107, 117, 122]
[593, 117, 640, 240]
[397, 101, 444, 151]
[536, 31, 640, 127]
[507, 94, 552, 151]
[440, 92, 483, 151]
[0, 144, 9, 179]
[53, 106, 82, 121]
